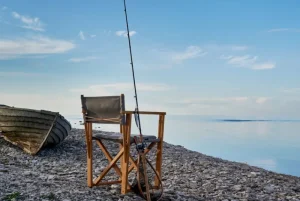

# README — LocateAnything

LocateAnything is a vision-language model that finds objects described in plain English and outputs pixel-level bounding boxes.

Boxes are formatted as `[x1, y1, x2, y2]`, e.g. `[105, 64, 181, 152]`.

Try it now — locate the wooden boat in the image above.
[0, 105, 72, 155]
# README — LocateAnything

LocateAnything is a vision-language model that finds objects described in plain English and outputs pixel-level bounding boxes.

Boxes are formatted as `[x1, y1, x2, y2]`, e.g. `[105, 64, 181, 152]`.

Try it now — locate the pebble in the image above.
[233, 184, 242, 191]
[1, 128, 300, 200]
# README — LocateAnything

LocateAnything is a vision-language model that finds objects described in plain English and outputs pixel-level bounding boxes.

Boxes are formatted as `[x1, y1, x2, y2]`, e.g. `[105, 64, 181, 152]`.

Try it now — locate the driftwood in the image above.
[0, 105, 72, 155]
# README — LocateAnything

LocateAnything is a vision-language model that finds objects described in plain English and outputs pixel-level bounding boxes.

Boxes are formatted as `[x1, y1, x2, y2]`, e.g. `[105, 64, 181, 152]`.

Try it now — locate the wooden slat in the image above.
[0, 126, 48, 133]
[121, 111, 166, 115]
[95, 180, 121, 186]
[51, 123, 68, 141]
[0, 116, 53, 124]
[0, 108, 56, 120]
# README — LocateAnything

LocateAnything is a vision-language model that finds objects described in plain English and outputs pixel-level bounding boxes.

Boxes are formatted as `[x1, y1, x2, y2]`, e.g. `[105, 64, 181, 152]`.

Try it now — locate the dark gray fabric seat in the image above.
[92, 132, 160, 144]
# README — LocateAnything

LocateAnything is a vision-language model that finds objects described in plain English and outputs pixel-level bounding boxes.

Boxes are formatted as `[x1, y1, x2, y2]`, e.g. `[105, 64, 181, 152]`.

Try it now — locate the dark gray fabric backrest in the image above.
[81, 94, 125, 124]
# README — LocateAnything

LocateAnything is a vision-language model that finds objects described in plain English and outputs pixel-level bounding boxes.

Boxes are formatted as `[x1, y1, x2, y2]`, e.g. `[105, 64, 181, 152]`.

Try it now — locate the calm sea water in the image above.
[66, 115, 300, 177]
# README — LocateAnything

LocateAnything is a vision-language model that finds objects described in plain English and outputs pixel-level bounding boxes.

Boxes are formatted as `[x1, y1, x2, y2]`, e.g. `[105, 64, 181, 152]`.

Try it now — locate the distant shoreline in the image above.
[215, 119, 300, 122]
[65, 115, 300, 123]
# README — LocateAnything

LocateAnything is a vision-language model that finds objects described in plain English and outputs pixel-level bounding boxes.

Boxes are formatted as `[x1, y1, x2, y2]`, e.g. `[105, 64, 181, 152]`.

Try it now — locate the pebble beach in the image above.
[1, 128, 300, 201]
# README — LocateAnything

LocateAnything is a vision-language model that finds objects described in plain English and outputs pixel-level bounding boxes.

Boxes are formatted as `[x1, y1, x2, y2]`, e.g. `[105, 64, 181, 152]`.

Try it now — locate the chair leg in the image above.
[121, 146, 130, 193]
[155, 115, 165, 187]
[119, 124, 124, 182]
[121, 114, 131, 194]
[85, 122, 93, 187]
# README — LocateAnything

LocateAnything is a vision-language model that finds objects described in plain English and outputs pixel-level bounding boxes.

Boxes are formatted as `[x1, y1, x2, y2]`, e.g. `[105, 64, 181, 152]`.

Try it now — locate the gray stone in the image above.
[264, 185, 276, 193]
[233, 184, 242, 191]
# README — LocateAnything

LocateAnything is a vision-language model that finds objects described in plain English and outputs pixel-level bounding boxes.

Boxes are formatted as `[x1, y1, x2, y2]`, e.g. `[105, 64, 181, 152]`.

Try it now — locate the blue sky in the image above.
[0, 0, 300, 119]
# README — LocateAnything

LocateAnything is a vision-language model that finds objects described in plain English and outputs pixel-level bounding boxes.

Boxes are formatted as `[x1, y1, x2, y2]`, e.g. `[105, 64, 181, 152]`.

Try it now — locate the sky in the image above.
[0, 0, 300, 119]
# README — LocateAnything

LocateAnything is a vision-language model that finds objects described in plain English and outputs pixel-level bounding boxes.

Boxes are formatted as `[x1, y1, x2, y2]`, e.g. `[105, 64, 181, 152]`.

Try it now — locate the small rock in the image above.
[264, 185, 275, 193]
[111, 184, 119, 189]
[233, 185, 242, 191]
[47, 175, 55, 180]
[23, 171, 31, 176]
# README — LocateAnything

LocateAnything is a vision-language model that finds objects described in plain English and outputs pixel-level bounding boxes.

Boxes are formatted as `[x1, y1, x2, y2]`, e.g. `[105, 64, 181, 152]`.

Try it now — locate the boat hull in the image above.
[0, 105, 72, 155]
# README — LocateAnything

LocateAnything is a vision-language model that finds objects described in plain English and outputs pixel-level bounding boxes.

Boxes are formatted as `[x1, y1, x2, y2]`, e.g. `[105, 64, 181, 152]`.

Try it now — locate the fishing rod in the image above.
[122, 1, 164, 200]
[123, 0, 145, 150]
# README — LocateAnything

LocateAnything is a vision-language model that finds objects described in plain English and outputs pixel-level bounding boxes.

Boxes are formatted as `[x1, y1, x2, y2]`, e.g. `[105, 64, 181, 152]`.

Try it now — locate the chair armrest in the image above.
[122, 111, 166, 115]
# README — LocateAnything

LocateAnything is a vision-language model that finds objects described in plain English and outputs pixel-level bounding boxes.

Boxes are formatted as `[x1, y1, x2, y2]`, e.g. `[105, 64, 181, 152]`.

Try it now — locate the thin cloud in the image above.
[256, 97, 268, 104]
[267, 28, 300, 33]
[104, 30, 111, 35]
[0, 71, 42, 77]
[68, 56, 99, 63]
[70, 83, 171, 96]
[268, 28, 289, 32]
[280, 88, 300, 93]
[252, 62, 275, 70]
[2, 6, 7, 11]
[115, 30, 136, 37]
[171, 96, 270, 113]
[226, 55, 257, 66]
[90, 34, 96, 38]
[205, 44, 248, 51]
[12, 11, 45, 31]
[116, 31, 126, 36]
[0, 15, 11, 25]
[221, 55, 275, 70]
[142, 46, 207, 69]
[78, 31, 85, 40]
[0, 36, 75, 60]
[180, 97, 249, 105]
[0, 93, 79, 116]
[231, 46, 248, 51]
[171, 46, 207, 63]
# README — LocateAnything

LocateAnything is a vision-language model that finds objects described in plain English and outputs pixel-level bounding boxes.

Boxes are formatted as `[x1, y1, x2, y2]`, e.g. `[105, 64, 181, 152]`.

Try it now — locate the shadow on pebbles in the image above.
[1, 129, 300, 201]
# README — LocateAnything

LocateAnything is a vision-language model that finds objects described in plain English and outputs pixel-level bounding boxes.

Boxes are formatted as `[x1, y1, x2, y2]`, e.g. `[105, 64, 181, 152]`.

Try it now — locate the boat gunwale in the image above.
[0, 106, 58, 115]
[0, 113, 72, 129]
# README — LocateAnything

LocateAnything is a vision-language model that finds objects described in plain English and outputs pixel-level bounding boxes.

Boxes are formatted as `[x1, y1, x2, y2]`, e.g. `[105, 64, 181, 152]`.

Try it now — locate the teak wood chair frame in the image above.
[81, 94, 166, 194]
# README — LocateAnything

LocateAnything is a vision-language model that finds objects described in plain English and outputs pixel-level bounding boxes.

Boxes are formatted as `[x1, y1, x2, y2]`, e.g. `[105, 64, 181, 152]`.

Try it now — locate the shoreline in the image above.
[1, 128, 300, 200]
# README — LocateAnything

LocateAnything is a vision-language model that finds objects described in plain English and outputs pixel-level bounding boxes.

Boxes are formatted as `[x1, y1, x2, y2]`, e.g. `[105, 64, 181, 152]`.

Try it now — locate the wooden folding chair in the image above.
[80, 94, 166, 194]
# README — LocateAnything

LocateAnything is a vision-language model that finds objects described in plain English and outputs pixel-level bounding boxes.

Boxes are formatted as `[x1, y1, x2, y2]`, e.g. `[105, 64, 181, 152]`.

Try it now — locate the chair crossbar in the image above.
[86, 116, 121, 123]
[94, 147, 124, 185]
[96, 140, 123, 176]
[95, 140, 132, 188]
[95, 180, 122, 186]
